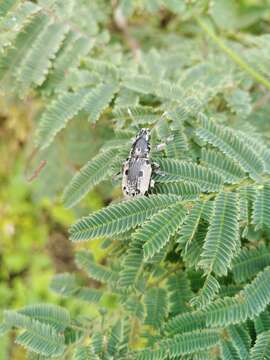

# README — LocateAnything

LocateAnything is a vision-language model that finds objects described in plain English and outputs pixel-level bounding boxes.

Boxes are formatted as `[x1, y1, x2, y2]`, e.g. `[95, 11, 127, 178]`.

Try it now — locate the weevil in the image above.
[122, 128, 162, 198]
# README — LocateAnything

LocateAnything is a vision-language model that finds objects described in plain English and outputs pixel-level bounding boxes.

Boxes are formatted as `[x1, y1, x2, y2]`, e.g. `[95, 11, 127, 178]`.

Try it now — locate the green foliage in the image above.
[144, 288, 167, 328]
[231, 245, 270, 284]
[196, 115, 264, 181]
[136, 201, 186, 260]
[190, 275, 220, 310]
[199, 192, 240, 276]
[250, 330, 270, 360]
[252, 184, 270, 230]
[62, 148, 118, 208]
[154, 158, 224, 192]
[69, 194, 178, 241]
[2, 0, 270, 359]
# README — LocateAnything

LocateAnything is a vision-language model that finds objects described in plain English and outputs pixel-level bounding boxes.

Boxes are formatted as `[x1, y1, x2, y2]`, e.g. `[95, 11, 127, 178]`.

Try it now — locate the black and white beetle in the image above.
[122, 128, 163, 198]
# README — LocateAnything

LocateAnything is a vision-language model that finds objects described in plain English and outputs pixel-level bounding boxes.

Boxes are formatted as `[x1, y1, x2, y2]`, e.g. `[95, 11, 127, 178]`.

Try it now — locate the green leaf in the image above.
[201, 148, 246, 184]
[36, 89, 89, 149]
[143, 329, 220, 358]
[4, 312, 65, 357]
[0, 14, 50, 89]
[196, 114, 264, 181]
[0, 1, 40, 51]
[183, 222, 208, 269]
[252, 184, 270, 230]
[250, 330, 270, 360]
[19, 304, 70, 332]
[83, 82, 118, 123]
[144, 288, 167, 328]
[113, 106, 161, 126]
[123, 75, 154, 94]
[0, 322, 11, 336]
[16, 21, 68, 93]
[16, 324, 65, 357]
[43, 32, 92, 94]
[231, 245, 270, 284]
[164, 310, 206, 336]
[227, 324, 251, 360]
[154, 181, 201, 199]
[177, 201, 207, 248]
[69, 194, 179, 241]
[190, 275, 220, 310]
[107, 320, 124, 356]
[62, 148, 118, 208]
[75, 287, 103, 303]
[199, 192, 240, 276]
[154, 158, 224, 192]
[75, 250, 117, 284]
[50, 273, 79, 297]
[205, 266, 270, 327]
[73, 346, 99, 360]
[166, 129, 188, 159]
[118, 237, 144, 288]
[131, 201, 186, 260]
[254, 309, 270, 335]
[167, 272, 193, 315]
[220, 339, 242, 360]
[225, 89, 252, 118]
[0, 0, 18, 17]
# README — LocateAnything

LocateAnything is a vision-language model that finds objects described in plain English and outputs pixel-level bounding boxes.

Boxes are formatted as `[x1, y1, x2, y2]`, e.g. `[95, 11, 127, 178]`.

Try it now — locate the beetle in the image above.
[122, 128, 162, 198]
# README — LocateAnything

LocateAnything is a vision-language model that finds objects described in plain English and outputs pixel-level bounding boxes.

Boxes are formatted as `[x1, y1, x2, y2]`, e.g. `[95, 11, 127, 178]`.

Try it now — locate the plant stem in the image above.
[195, 17, 270, 91]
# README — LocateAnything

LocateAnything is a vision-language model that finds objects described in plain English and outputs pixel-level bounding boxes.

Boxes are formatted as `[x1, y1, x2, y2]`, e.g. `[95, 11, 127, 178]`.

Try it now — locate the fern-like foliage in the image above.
[167, 272, 193, 315]
[205, 266, 270, 326]
[190, 274, 220, 310]
[196, 114, 264, 181]
[2, 1, 270, 359]
[19, 304, 70, 332]
[75, 250, 117, 285]
[250, 330, 270, 360]
[133, 201, 186, 260]
[83, 82, 118, 123]
[177, 201, 207, 249]
[3, 311, 66, 357]
[69, 194, 178, 241]
[36, 89, 90, 149]
[199, 192, 240, 276]
[231, 245, 270, 283]
[154, 181, 201, 199]
[252, 183, 270, 230]
[200, 148, 246, 184]
[62, 148, 119, 208]
[144, 288, 168, 328]
[226, 324, 251, 360]
[154, 158, 224, 192]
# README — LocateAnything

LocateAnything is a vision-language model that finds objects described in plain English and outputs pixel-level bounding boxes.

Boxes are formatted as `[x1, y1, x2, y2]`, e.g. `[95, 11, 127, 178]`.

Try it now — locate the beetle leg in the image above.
[112, 172, 122, 184]
[155, 135, 174, 152]
[152, 162, 165, 176]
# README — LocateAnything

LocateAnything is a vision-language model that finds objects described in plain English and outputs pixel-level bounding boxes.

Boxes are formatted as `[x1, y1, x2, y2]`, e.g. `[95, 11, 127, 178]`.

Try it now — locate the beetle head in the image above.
[131, 128, 151, 157]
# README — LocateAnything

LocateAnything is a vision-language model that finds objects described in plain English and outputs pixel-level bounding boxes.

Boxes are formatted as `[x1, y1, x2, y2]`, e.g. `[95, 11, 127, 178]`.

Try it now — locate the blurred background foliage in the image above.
[0, 97, 115, 358]
[1, 0, 270, 358]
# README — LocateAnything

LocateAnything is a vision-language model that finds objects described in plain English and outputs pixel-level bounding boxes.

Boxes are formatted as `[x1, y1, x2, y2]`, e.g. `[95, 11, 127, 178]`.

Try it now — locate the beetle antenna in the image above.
[128, 108, 140, 131]
[150, 111, 168, 134]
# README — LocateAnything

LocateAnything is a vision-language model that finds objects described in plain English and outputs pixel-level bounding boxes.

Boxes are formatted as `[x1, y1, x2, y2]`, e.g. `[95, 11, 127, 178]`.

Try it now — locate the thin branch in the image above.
[196, 17, 270, 91]
[112, 2, 141, 62]
[27, 160, 47, 182]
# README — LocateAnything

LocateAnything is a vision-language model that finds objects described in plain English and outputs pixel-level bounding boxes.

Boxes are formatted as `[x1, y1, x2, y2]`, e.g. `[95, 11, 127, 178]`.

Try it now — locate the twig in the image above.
[196, 17, 270, 91]
[27, 160, 47, 182]
[112, 1, 141, 62]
